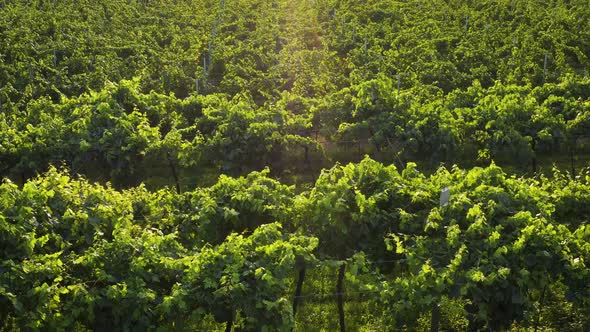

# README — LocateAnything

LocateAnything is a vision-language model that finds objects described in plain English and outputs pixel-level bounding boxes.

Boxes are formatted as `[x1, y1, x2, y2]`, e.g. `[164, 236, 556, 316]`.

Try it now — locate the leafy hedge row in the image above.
[0, 79, 320, 186]
[2, 159, 590, 330]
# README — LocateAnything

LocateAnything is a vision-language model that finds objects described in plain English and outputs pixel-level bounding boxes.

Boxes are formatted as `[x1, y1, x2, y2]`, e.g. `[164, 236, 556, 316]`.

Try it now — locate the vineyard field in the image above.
[1, 0, 590, 330]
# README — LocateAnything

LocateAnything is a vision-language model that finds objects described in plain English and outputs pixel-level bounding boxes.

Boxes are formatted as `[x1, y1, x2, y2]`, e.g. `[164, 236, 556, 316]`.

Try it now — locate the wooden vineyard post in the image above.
[166, 152, 181, 194]
[534, 285, 547, 332]
[357, 140, 361, 155]
[431, 187, 450, 332]
[531, 136, 537, 173]
[225, 315, 233, 332]
[430, 302, 441, 332]
[29, 65, 35, 98]
[336, 263, 346, 332]
[292, 259, 306, 329]
[202, 55, 207, 93]
[163, 70, 169, 91]
[304, 144, 310, 170]
[543, 53, 548, 84]
[368, 126, 383, 162]
[570, 148, 576, 177]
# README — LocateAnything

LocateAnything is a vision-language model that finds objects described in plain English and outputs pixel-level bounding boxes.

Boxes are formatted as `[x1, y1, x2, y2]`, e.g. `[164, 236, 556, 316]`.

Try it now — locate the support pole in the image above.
[293, 267, 306, 318]
[166, 152, 181, 194]
[336, 263, 346, 332]
[543, 53, 548, 84]
[430, 303, 440, 332]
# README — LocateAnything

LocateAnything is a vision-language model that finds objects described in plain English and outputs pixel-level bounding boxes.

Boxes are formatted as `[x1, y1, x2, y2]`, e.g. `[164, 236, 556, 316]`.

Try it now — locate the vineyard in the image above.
[1, 0, 590, 330]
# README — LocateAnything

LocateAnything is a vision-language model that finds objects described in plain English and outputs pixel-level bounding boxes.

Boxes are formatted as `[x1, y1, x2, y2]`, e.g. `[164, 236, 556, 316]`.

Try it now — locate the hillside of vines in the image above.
[1, 0, 590, 330]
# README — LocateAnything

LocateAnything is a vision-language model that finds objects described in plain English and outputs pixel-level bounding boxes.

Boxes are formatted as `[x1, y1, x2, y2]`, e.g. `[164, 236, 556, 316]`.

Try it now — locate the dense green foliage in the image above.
[0, 79, 321, 186]
[2, 0, 590, 330]
[0, 168, 317, 330]
[2, 0, 590, 184]
[2, 161, 590, 330]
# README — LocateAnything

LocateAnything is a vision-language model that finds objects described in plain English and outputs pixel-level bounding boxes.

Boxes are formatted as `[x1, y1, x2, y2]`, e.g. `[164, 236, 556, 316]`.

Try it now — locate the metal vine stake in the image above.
[440, 187, 450, 207]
